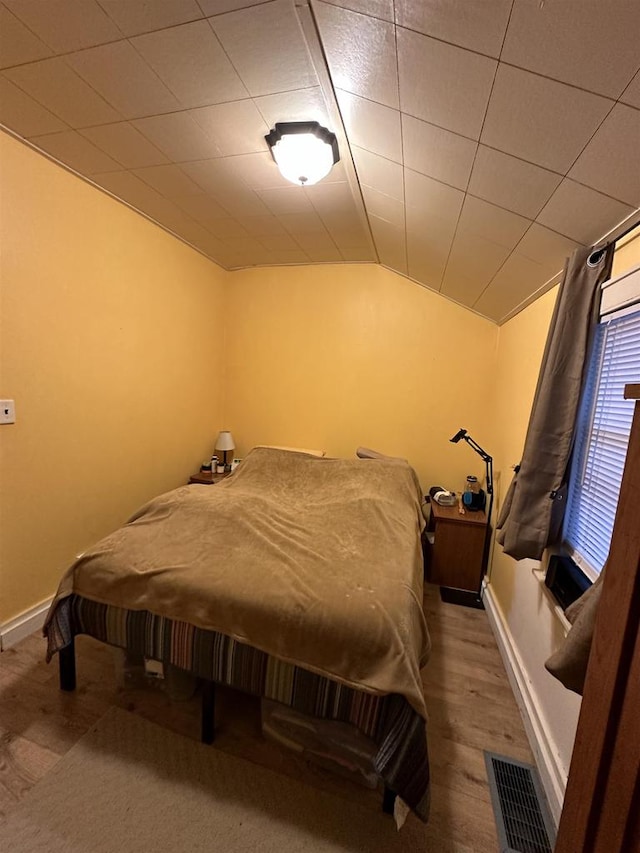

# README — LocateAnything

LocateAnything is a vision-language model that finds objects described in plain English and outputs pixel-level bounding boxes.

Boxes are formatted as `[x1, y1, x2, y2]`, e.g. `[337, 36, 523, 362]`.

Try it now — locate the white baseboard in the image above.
[482, 581, 565, 824]
[0, 597, 53, 651]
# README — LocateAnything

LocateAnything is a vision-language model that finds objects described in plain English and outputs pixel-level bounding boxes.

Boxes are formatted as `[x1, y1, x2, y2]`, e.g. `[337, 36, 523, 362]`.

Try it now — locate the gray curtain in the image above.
[496, 244, 614, 561]
[545, 569, 604, 695]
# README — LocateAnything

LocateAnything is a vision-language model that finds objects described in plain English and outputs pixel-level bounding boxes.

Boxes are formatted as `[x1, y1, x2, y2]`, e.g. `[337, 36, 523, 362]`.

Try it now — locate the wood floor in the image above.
[0, 584, 534, 851]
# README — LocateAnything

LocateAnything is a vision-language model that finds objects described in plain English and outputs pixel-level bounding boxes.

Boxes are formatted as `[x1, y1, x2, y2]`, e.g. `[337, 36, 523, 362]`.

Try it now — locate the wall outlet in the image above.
[0, 400, 15, 424]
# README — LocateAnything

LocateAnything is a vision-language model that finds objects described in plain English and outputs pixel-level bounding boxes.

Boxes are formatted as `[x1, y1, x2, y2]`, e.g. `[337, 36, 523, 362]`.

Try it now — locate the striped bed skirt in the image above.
[46, 594, 430, 821]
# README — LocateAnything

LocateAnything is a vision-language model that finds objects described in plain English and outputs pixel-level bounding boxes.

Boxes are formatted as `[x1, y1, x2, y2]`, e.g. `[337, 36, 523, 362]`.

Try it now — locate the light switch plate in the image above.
[0, 400, 15, 424]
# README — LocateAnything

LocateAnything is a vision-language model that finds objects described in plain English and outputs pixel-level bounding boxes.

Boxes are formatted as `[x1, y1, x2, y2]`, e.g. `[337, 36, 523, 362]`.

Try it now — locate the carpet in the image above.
[1, 708, 427, 851]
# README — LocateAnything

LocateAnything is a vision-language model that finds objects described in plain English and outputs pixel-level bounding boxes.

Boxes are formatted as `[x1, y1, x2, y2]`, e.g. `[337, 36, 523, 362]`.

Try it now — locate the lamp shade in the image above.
[265, 121, 339, 187]
[215, 430, 235, 452]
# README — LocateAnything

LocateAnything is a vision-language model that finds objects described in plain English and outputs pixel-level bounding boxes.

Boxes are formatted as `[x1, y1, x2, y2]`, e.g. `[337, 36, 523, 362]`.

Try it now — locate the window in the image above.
[563, 266, 640, 580]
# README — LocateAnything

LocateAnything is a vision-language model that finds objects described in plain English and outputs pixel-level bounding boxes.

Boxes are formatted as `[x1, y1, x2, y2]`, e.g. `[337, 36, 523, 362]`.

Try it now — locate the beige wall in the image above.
[224, 263, 498, 492]
[0, 132, 227, 622]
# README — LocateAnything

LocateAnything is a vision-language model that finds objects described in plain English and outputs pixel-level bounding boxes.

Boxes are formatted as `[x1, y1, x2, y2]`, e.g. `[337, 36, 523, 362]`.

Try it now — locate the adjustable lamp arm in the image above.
[450, 428, 493, 496]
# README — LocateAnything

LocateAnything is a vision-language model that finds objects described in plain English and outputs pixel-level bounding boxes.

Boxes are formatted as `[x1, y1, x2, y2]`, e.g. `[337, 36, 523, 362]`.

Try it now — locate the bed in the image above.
[44, 447, 431, 821]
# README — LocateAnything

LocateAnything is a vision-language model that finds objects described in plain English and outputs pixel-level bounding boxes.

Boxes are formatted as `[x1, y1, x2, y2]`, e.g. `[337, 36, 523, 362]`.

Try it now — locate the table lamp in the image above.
[448, 428, 494, 609]
[215, 430, 235, 471]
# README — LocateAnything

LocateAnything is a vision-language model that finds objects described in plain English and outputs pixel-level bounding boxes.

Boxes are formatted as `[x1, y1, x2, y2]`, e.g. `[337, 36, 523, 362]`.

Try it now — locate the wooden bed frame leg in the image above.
[201, 680, 216, 744]
[59, 638, 76, 692]
[382, 786, 396, 815]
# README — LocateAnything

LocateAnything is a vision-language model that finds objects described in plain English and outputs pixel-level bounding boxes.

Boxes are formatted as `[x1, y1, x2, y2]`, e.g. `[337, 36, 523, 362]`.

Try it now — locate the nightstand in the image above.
[423, 497, 488, 607]
[188, 471, 231, 485]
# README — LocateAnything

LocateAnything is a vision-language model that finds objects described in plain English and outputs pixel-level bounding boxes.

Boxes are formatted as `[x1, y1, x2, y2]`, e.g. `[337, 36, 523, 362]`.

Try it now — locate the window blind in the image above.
[564, 306, 640, 577]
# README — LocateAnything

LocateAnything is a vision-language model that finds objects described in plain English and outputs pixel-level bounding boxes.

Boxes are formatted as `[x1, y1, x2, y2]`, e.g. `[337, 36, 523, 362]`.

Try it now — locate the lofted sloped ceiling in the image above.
[1, 0, 639, 323]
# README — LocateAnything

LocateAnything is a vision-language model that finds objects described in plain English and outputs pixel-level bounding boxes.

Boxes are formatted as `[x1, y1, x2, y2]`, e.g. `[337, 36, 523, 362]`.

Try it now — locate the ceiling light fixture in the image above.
[265, 121, 339, 187]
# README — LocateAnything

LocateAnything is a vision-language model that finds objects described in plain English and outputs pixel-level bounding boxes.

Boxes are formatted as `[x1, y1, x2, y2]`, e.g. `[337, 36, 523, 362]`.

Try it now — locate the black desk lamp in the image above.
[447, 428, 494, 608]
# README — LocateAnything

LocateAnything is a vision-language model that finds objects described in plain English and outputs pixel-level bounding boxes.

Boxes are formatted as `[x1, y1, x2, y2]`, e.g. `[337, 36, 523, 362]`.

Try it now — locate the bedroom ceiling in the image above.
[1, 0, 639, 324]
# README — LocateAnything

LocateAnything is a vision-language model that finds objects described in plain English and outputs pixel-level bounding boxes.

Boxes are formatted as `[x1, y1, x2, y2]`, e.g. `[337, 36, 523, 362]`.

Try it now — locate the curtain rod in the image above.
[593, 210, 640, 253]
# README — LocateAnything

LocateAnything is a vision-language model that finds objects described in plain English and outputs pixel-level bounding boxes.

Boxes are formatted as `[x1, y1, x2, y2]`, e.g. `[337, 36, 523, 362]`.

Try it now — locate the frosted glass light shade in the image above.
[215, 430, 235, 452]
[266, 122, 339, 187]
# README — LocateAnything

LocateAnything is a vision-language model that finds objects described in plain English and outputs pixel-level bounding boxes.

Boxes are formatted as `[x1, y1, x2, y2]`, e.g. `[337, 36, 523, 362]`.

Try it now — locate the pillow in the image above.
[356, 446, 406, 462]
[255, 445, 326, 457]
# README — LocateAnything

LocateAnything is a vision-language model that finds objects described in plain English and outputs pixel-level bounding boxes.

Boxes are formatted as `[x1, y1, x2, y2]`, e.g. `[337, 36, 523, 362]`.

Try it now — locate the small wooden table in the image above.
[423, 497, 488, 606]
[188, 471, 230, 485]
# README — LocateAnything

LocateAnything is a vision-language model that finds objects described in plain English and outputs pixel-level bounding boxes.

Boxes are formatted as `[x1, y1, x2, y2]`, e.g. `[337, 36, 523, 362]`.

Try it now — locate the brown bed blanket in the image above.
[46, 448, 430, 718]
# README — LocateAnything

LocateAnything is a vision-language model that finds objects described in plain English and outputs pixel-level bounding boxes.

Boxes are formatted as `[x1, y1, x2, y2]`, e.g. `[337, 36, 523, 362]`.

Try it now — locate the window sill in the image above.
[531, 567, 572, 636]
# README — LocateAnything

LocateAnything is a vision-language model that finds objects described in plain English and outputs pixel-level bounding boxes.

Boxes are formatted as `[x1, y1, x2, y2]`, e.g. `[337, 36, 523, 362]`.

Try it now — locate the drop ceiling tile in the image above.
[457, 195, 531, 250]
[568, 104, 640, 207]
[395, 0, 512, 58]
[29, 129, 122, 174]
[313, 1, 398, 108]
[321, 213, 372, 254]
[263, 248, 310, 264]
[202, 217, 251, 240]
[474, 253, 558, 322]
[188, 101, 269, 157]
[98, 0, 203, 36]
[188, 233, 228, 263]
[257, 187, 314, 215]
[180, 158, 237, 194]
[402, 114, 477, 191]
[537, 179, 635, 245]
[133, 164, 204, 198]
[132, 113, 223, 162]
[335, 89, 402, 163]
[210, 0, 317, 97]
[621, 71, 640, 109]
[93, 170, 189, 228]
[254, 87, 331, 130]
[271, 249, 309, 266]
[406, 225, 451, 289]
[170, 215, 219, 246]
[80, 122, 169, 169]
[481, 64, 613, 173]
[279, 211, 328, 234]
[304, 181, 359, 216]
[292, 230, 342, 262]
[468, 145, 562, 219]
[5, 0, 121, 52]
[5, 57, 121, 127]
[361, 186, 404, 229]
[352, 147, 403, 201]
[223, 152, 292, 190]
[369, 215, 407, 274]
[0, 5, 52, 67]
[397, 27, 496, 139]
[501, 0, 640, 99]
[204, 183, 271, 218]
[173, 193, 230, 224]
[404, 168, 464, 224]
[440, 271, 489, 308]
[131, 20, 247, 109]
[298, 245, 343, 263]
[0, 75, 67, 136]
[256, 231, 301, 252]
[221, 234, 272, 255]
[342, 246, 376, 262]
[323, 0, 394, 21]
[198, 0, 268, 14]
[67, 41, 181, 119]
[441, 233, 511, 304]
[517, 223, 582, 277]
[239, 216, 290, 238]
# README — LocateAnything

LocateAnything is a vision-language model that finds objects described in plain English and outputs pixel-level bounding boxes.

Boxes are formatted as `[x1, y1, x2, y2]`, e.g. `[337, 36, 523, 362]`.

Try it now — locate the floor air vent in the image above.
[484, 752, 556, 853]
